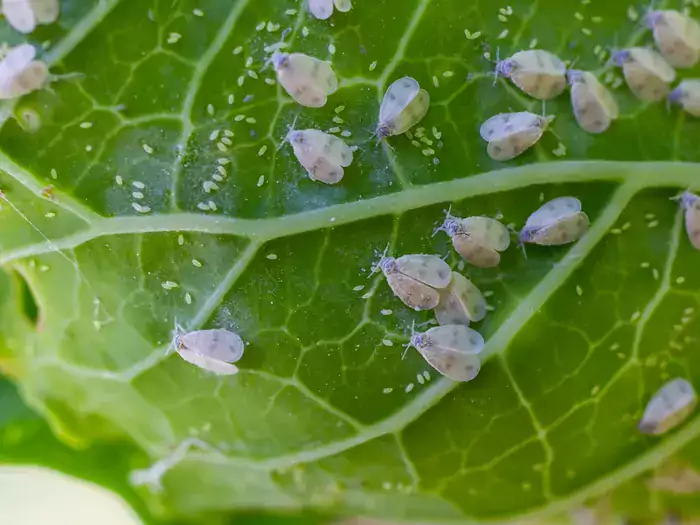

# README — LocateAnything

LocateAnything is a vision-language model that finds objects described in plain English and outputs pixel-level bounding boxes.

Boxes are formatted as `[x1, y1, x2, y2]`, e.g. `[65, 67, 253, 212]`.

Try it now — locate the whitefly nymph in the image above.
[174, 327, 244, 375]
[378, 252, 452, 311]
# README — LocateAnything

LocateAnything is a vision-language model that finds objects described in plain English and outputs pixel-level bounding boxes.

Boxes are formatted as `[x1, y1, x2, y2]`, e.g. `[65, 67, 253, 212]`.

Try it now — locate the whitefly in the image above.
[174, 327, 244, 375]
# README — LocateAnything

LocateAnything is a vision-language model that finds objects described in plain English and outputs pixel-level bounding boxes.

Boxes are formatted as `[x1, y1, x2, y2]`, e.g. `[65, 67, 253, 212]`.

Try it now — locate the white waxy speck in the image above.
[217, 166, 227, 177]
[192, 259, 202, 267]
[383, 387, 393, 394]
[328, 126, 341, 133]
[132, 203, 151, 214]
[45, 212, 55, 218]
[258, 145, 268, 156]
[185, 293, 192, 305]
[220, 137, 233, 146]
[576, 285, 583, 296]
[353, 285, 365, 292]
[328, 43, 336, 55]
[405, 383, 415, 393]
[50, 168, 58, 179]
[648, 220, 659, 228]
[677, 276, 687, 284]
[302, 26, 310, 37]
[132, 191, 144, 200]
[234, 115, 245, 122]
[498, 29, 509, 39]
[178, 234, 184, 245]
[246, 117, 257, 124]
[134, 181, 147, 189]
[340, 130, 352, 138]
[80, 122, 93, 129]
[266, 254, 278, 261]
[257, 175, 265, 187]
[167, 33, 182, 44]
[369, 60, 378, 71]
[247, 70, 258, 80]
[162, 281, 179, 290]
[209, 130, 220, 141]
[202, 181, 219, 193]
[143, 144, 154, 155]
[285, 8, 297, 15]
[208, 201, 217, 211]
[382, 339, 393, 347]
[255, 21, 265, 31]
[631, 311, 641, 321]
[237, 76, 245, 87]
[380, 309, 392, 316]
[228, 94, 235, 104]
[267, 21, 280, 32]
[193, 8, 204, 16]
[233, 46, 243, 55]
[207, 104, 214, 115]
[417, 373, 425, 385]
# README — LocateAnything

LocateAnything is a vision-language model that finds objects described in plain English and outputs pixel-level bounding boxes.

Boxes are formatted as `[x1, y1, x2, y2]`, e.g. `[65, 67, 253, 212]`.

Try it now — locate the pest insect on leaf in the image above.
[376, 76, 430, 140]
[2, 0, 60, 34]
[407, 324, 484, 382]
[480, 111, 554, 161]
[612, 47, 676, 102]
[307, 0, 352, 20]
[174, 327, 244, 375]
[519, 196, 590, 246]
[638, 378, 697, 436]
[567, 70, 620, 134]
[436, 211, 510, 268]
[645, 10, 700, 68]
[287, 128, 354, 184]
[668, 79, 700, 117]
[679, 190, 700, 250]
[495, 49, 567, 100]
[0, 43, 48, 100]
[376, 251, 452, 311]
[272, 51, 338, 108]
[434, 272, 487, 326]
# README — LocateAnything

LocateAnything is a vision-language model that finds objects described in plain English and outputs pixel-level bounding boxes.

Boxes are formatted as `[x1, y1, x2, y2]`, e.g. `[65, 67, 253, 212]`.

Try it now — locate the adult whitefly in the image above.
[646, 10, 700, 68]
[496, 49, 567, 100]
[378, 253, 452, 311]
[680, 191, 700, 249]
[175, 328, 244, 375]
[307, 0, 352, 20]
[437, 211, 510, 268]
[567, 70, 619, 134]
[377, 76, 430, 139]
[287, 128, 354, 184]
[669, 79, 700, 117]
[2, 0, 60, 34]
[272, 51, 338, 108]
[519, 196, 589, 246]
[480, 111, 554, 161]
[0, 43, 48, 100]
[408, 324, 484, 382]
[638, 378, 697, 435]
[612, 47, 676, 102]
[435, 272, 487, 326]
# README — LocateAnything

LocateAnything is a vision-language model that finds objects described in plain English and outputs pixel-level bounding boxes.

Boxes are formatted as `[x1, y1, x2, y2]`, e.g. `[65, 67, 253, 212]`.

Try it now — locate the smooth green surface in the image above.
[1, 0, 700, 523]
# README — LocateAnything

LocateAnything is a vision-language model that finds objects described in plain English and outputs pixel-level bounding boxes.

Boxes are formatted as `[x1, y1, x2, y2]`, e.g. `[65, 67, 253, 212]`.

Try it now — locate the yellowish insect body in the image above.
[567, 70, 619, 134]
[669, 79, 700, 117]
[435, 272, 487, 326]
[496, 49, 567, 100]
[377, 77, 430, 139]
[613, 47, 676, 102]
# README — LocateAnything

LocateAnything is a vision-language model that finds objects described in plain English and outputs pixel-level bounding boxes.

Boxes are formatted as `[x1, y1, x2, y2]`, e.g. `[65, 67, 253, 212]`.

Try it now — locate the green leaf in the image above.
[1, 0, 700, 523]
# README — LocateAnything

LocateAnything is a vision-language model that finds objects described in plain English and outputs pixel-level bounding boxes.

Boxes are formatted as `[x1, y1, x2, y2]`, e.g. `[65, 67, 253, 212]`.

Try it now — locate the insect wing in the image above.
[3, 0, 36, 33]
[390, 89, 430, 136]
[435, 272, 486, 326]
[306, 156, 345, 184]
[386, 271, 440, 310]
[531, 211, 589, 245]
[479, 111, 540, 142]
[672, 80, 700, 117]
[509, 50, 567, 100]
[333, 0, 352, 12]
[639, 378, 697, 435]
[452, 234, 501, 268]
[177, 347, 239, 375]
[416, 341, 481, 382]
[461, 216, 511, 251]
[652, 11, 700, 68]
[394, 254, 452, 289]
[682, 191, 700, 249]
[30, 0, 59, 23]
[570, 72, 619, 133]
[525, 196, 582, 230]
[308, 0, 334, 19]
[487, 126, 543, 161]
[277, 53, 337, 108]
[379, 76, 420, 125]
[179, 329, 244, 363]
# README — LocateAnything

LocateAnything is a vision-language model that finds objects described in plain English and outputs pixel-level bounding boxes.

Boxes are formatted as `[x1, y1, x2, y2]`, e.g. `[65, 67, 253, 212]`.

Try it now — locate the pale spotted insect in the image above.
[174, 328, 244, 375]
[646, 10, 700, 68]
[680, 191, 700, 250]
[307, 0, 352, 20]
[434, 272, 487, 327]
[648, 459, 700, 494]
[669, 80, 700, 117]
[480, 111, 554, 161]
[436, 211, 510, 268]
[638, 378, 697, 435]
[2, 0, 59, 34]
[272, 51, 338, 108]
[496, 49, 567, 100]
[287, 128, 354, 184]
[376, 76, 430, 140]
[377, 252, 452, 311]
[567, 70, 619, 134]
[407, 324, 484, 382]
[612, 47, 676, 102]
[0, 43, 48, 100]
[519, 196, 590, 246]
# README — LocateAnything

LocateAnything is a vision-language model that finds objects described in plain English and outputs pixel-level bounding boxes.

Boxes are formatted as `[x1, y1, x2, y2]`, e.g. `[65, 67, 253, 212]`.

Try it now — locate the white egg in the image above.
[646, 10, 700, 68]
[435, 272, 487, 326]
[287, 128, 354, 184]
[437, 212, 510, 268]
[272, 51, 338, 108]
[175, 328, 244, 375]
[0, 43, 48, 100]
[496, 49, 567, 100]
[408, 324, 484, 382]
[613, 47, 676, 102]
[638, 378, 697, 435]
[307, 0, 352, 19]
[377, 76, 430, 139]
[680, 191, 700, 250]
[567, 70, 619, 134]
[480, 111, 554, 161]
[669, 79, 700, 117]
[519, 196, 589, 246]
[2, 0, 59, 34]
[379, 253, 452, 311]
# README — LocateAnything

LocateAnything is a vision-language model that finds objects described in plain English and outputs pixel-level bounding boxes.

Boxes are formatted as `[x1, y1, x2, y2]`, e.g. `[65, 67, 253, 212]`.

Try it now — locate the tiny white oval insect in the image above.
[377, 76, 430, 139]
[307, 0, 352, 19]
[646, 10, 700, 68]
[287, 128, 354, 184]
[680, 191, 700, 250]
[2, 0, 59, 34]
[480, 111, 554, 161]
[437, 211, 510, 268]
[567, 70, 620, 134]
[0, 43, 48, 100]
[613, 47, 676, 102]
[669, 79, 700, 117]
[272, 52, 338, 108]
[638, 378, 697, 435]
[408, 324, 484, 382]
[175, 328, 244, 376]
[435, 272, 487, 326]
[379, 253, 452, 311]
[496, 49, 567, 100]
[520, 196, 590, 246]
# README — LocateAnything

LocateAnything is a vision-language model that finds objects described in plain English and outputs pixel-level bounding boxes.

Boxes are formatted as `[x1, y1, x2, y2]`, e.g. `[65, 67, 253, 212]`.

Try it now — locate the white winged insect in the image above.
[612, 47, 676, 102]
[376, 251, 452, 311]
[669, 79, 700, 117]
[679, 190, 700, 250]
[0, 43, 48, 100]
[2, 0, 59, 34]
[307, 0, 352, 20]
[376, 76, 430, 140]
[436, 210, 510, 268]
[646, 10, 700, 68]
[407, 324, 484, 382]
[639, 378, 697, 435]
[174, 327, 244, 375]
[567, 70, 620, 134]
[272, 51, 338, 108]
[287, 128, 354, 184]
[519, 196, 590, 246]
[480, 111, 554, 161]
[495, 49, 567, 100]
[434, 272, 487, 326]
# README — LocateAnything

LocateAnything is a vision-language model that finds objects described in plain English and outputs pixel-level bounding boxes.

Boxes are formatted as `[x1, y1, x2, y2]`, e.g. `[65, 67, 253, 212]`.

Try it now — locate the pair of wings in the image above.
[276, 53, 338, 108]
[638, 378, 697, 435]
[682, 191, 700, 249]
[0, 43, 47, 99]
[3, 0, 59, 34]
[503, 50, 567, 100]
[414, 325, 485, 382]
[383, 254, 452, 311]
[176, 329, 244, 375]
[569, 71, 620, 134]
[434, 272, 486, 327]
[650, 10, 700, 68]
[290, 129, 354, 184]
[378, 77, 430, 136]
[621, 48, 676, 102]
[307, 0, 352, 20]
[448, 216, 510, 268]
